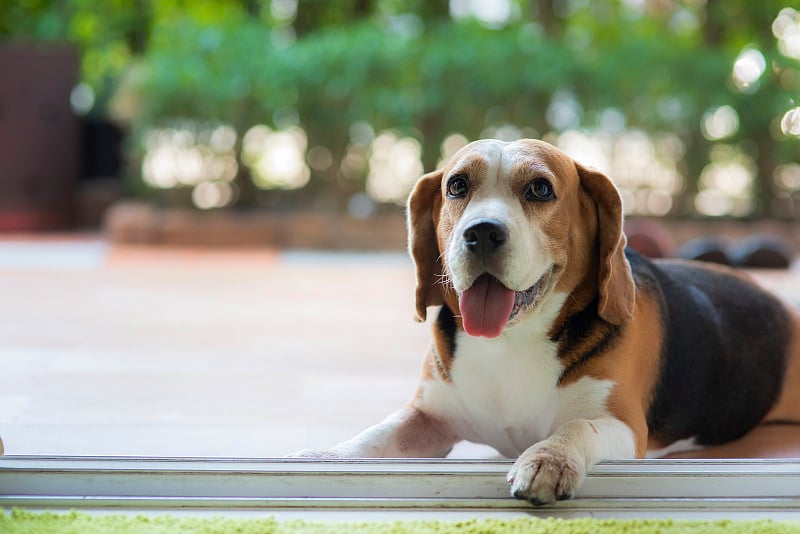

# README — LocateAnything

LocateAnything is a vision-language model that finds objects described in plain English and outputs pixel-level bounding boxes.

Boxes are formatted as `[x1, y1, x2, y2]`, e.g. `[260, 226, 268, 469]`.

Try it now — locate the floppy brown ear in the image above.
[576, 162, 635, 325]
[406, 169, 445, 322]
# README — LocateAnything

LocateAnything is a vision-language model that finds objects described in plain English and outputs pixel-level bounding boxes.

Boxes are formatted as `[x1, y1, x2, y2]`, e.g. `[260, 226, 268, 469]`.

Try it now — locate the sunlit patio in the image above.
[0, 235, 798, 461]
[0, 236, 429, 458]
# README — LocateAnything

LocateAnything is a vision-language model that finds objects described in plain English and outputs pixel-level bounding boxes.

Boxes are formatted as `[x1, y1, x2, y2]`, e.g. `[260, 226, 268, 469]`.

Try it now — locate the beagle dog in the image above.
[295, 139, 800, 505]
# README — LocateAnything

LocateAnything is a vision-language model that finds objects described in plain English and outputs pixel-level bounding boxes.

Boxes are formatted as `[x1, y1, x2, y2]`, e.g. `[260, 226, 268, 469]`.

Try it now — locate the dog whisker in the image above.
[435, 273, 453, 289]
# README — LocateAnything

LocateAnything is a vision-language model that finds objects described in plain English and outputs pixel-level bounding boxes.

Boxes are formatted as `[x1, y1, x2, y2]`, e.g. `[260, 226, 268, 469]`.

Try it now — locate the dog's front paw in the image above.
[506, 442, 585, 505]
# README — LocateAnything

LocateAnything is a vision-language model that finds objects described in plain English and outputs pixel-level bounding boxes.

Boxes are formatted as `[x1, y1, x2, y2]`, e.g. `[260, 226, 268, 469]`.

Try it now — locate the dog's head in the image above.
[407, 139, 635, 337]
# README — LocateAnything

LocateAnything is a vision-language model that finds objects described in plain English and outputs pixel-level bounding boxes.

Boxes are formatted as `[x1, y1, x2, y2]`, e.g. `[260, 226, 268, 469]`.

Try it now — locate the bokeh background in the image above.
[2, 0, 800, 245]
[2, 0, 800, 457]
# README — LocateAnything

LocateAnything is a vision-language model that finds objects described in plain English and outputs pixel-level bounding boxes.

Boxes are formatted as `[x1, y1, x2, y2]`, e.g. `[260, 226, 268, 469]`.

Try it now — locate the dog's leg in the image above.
[506, 417, 636, 505]
[290, 406, 459, 458]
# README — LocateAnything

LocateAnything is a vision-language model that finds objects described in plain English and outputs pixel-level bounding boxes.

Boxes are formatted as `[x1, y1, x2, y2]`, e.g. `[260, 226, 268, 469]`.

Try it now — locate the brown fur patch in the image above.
[430, 330, 455, 382]
[764, 311, 800, 423]
[558, 288, 664, 457]
[576, 164, 635, 325]
[407, 170, 445, 322]
[665, 423, 800, 459]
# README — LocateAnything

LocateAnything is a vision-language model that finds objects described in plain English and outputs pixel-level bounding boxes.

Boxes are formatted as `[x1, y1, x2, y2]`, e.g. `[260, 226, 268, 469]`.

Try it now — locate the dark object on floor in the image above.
[728, 235, 794, 269]
[676, 236, 731, 265]
[624, 219, 676, 258]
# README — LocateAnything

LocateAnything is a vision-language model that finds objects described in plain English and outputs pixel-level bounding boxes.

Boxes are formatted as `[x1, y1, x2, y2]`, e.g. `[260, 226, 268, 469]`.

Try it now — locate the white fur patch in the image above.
[417, 292, 624, 458]
[507, 416, 636, 504]
[646, 437, 703, 459]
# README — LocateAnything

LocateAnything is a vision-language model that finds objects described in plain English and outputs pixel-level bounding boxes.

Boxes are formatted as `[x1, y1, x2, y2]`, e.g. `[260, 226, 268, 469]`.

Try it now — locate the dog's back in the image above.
[630, 250, 796, 450]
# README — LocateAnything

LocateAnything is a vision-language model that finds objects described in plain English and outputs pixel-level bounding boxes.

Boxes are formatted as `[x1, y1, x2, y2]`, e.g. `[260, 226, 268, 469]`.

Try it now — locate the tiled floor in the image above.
[0, 237, 433, 457]
[1, 235, 799, 459]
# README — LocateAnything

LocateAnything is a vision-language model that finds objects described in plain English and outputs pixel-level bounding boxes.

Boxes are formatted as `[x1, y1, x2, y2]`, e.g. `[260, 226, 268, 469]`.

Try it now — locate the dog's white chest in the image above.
[419, 303, 615, 458]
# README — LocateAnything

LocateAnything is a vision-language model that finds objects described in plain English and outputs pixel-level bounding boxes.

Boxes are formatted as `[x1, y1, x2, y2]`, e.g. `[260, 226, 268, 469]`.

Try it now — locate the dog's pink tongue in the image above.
[459, 275, 516, 338]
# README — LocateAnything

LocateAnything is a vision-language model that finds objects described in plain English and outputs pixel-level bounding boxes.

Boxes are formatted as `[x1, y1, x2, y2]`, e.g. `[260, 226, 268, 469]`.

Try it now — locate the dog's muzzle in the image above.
[463, 219, 508, 259]
[457, 218, 552, 338]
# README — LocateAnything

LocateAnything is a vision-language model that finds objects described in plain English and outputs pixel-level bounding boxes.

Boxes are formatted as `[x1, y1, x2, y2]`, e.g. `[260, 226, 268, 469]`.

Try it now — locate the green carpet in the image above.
[2, 510, 800, 534]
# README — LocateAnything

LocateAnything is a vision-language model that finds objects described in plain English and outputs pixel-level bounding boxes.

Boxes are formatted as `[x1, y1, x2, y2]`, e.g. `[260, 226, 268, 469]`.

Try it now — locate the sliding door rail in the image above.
[2, 456, 799, 516]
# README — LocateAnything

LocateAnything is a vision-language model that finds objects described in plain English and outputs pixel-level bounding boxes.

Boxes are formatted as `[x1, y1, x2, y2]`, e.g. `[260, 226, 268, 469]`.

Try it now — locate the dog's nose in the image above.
[463, 220, 508, 256]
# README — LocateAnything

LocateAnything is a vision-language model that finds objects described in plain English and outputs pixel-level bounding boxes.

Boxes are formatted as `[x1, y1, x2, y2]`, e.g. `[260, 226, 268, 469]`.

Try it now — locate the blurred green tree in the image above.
[2, 0, 798, 218]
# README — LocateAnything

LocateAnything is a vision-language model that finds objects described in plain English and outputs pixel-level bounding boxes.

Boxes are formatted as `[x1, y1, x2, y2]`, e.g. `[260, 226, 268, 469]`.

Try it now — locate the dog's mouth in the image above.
[458, 270, 551, 338]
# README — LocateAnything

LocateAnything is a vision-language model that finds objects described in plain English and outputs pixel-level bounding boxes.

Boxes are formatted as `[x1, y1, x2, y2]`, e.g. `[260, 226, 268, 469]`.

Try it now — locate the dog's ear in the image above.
[576, 162, 635, 325]
[407, 169, 445, 322]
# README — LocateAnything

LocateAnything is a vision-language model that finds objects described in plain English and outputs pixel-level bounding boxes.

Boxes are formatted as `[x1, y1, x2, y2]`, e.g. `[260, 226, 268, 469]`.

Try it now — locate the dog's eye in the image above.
[525, 178, 555, 202]
[446, 175, 469, 199]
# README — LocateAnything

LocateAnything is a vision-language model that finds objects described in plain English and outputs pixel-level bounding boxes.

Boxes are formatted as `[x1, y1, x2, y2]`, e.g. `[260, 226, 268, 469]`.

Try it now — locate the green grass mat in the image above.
[2, 510, 800, 534]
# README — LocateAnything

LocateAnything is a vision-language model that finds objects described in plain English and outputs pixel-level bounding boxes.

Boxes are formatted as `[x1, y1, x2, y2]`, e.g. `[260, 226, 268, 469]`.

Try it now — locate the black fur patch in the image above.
[436, 303, 458, 358]
[430, 304, 458, 381]
[554, 299, 623, 383]
[639, 252, 793, 446]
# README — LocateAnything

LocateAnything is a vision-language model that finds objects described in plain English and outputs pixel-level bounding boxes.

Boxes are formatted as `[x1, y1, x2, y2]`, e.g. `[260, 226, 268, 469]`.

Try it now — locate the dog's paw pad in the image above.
[507, 445, 584, 505]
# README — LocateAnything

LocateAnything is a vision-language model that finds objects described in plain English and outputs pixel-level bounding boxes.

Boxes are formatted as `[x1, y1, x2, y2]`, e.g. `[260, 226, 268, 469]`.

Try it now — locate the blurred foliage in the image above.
[2, 0, 800, 217]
